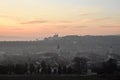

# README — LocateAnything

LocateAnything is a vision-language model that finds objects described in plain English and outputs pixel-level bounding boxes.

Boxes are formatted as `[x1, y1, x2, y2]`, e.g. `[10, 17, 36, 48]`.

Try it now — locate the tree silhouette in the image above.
[104, 58, 117, 74]
[72, 57, 88, 74]
[62, 65, 67, 74]
[41, 61, 47, 74]
[67, 66, 73, 74]
[0, 65, 8, 74]
[14, 64, 26, 74]
[58, 65, 62, 74]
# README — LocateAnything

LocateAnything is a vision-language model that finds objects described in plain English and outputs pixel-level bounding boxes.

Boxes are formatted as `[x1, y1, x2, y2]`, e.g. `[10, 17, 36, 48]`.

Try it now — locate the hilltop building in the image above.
[44, 34, 60, 41]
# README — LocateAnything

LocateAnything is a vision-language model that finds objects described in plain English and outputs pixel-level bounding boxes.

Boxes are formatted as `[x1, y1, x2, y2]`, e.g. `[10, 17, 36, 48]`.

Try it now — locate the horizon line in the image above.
[0, 34, 120, 42]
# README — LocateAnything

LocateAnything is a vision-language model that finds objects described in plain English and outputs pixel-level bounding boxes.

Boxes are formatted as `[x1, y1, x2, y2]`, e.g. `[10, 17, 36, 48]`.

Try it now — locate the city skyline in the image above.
[0, 0, 120, 40]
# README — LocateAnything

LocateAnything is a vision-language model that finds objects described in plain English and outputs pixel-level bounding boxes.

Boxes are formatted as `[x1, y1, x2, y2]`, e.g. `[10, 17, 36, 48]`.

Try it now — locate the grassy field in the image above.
[0, 75, 108, 80]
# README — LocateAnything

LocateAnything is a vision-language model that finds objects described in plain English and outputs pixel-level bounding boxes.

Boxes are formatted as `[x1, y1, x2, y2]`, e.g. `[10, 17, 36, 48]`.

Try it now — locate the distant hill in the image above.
[0, 35, 120, 63]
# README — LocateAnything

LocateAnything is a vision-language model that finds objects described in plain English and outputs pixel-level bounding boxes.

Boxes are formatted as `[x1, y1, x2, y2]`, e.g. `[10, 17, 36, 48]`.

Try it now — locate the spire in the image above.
[109, 46, 113, 54]
[57, 43, 60, 50]
[107, 46, 114, 59]
[56, 43, 61, 56]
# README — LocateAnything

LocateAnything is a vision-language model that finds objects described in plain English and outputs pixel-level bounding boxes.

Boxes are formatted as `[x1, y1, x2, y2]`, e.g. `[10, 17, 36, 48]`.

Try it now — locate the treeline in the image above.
[0, 56, 119, 75]
[92, 58, 120, 75]
[0, 57, 88, 75]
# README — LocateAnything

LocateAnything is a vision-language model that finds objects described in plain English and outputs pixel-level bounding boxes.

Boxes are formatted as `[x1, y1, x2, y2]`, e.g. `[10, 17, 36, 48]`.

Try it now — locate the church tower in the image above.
[56, 43, 61, 56]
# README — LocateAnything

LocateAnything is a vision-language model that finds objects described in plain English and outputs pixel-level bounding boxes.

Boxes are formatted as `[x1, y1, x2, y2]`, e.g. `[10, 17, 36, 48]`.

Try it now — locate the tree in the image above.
[72, 57, 88, 74]
[62, 65, 67, 74]
[29, 64, 35, 74]
[0, 65, 8, 74]
[15, 64, 26, 74]
[41, 60, 47, 74]
[47, 65, 51, 74]
[104, 58, 117, 74]
[67, 66, 73, 74]
[58, 65, 62, 74]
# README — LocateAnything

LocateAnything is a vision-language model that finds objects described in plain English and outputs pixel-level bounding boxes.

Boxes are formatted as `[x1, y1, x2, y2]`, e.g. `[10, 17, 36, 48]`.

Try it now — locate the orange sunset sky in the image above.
[0, 0, 120, 41]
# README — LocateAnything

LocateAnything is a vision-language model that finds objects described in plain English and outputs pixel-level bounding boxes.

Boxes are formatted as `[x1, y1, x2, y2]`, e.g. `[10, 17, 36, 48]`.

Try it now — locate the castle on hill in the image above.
[44, 34, 60, 41]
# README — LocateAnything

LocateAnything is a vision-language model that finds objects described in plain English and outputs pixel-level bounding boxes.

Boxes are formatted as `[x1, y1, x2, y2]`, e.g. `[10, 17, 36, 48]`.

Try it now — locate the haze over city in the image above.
[0, 0, 120, 41]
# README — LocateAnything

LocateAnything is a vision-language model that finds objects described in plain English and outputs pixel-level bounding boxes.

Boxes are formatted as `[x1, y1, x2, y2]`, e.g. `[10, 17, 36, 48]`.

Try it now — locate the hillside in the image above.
[0, 35, 120, 64]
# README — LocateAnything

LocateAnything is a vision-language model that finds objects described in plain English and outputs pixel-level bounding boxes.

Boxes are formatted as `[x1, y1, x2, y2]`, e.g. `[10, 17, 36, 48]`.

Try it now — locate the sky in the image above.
[0, 0, 120, 41]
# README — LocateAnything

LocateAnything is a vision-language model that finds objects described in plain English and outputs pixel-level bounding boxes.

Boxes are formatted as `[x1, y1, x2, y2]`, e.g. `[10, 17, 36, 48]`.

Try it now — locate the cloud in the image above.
[0, 35, 24, 38]
[0, 35, 31, 41]
[0, 15, 14, 18]
[80, 13, 90, 16]
[90, 17, 110, 22]
[78, 7, 103, 16]
[79, 12, 93, 16]
[83, 17, 110, 23]
[0, 14, 21, 21]
[20, 19, 72, 25]
[54, 25, 88, 29]
[58, 21, 72, 23]
[100, 25, 120, 28]
[21, 20, 48, 24]
[11, 28, 24, 31]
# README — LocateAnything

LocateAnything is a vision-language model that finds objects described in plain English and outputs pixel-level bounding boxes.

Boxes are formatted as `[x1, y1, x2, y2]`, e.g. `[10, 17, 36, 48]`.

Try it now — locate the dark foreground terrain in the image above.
[0, 75, 119, 80]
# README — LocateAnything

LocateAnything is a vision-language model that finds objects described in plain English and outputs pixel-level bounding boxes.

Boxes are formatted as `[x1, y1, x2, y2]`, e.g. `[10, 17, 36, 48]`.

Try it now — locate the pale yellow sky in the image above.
[0, 0, 120, 40]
